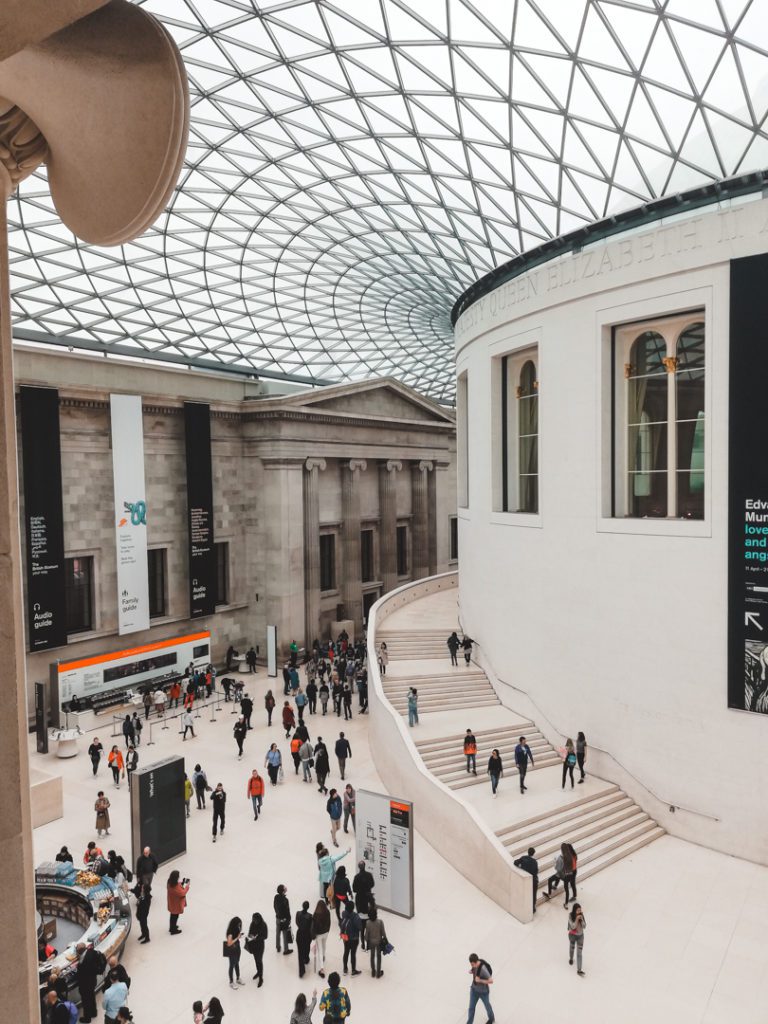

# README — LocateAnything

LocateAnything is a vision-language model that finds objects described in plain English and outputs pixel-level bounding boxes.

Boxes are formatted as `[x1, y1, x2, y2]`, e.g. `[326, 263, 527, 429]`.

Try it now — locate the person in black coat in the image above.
[75, 943, 101, 1022]
[352, 861, 374, 948]
[315, 739, 330, 795]
[136, 847, 158, 887]
[273, 884, 292, 954]
[513, 847, 540, 915]
[133, 882, 152, 943]
[240, 694, 253, 729]
[233, 718, 247, 758]
[295, 900, 313, 977]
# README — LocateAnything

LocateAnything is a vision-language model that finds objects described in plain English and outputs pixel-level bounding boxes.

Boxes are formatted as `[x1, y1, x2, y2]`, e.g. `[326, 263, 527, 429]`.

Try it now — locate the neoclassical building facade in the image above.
[15, 346, 457, 717]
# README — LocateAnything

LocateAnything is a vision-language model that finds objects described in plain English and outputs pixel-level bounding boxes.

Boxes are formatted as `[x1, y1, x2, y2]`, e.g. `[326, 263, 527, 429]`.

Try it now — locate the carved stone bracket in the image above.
[0, 101, 47, 198]
[304, 457, 327, 472]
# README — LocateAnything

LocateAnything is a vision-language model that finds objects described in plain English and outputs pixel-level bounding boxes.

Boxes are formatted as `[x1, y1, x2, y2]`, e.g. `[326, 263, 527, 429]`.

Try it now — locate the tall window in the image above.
[361, 529, 375, 583]
[615, 313, 704, 519]
[320, 533, 336, 591]
[65, 556, 93, 634]
[499, 347, 539, 513]
[449, 516, 458, 561]
[396, 525, 409, 576]
[215, 541, 229, 605]
[147, 548, 167, 619]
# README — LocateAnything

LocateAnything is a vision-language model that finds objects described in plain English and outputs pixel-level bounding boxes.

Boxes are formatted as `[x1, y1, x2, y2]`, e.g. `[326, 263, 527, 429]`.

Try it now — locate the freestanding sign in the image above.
[356, 789, 414, 918]
[130, 755, 186, 868]
[110, 394, 150, 635]
[729, 253, 768, 715]
[267, 625, 277, 677]
[184, 402, 216, 618]
[19, 386, 67, 650]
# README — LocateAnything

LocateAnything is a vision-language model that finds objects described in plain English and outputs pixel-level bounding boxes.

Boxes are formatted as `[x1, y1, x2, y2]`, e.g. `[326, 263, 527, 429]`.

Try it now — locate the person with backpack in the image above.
[326, 789, 343, 847]
[131, 712, 143, 746]
[340, 899, 363, 976]
[193, 764, 210, 809]
[562, 738, 577, 789]
[463, 729, 477, 775]
[44, 990, 79, 1024]
[466, 953, 494, 1024]
[567, 902, 587, 976]
[265, 690, 276, 726]
[318, 971, 351, 1023]
[245, 911, 268, 985]
[364, 906, 388, 978]
[94, 791, 111, 836]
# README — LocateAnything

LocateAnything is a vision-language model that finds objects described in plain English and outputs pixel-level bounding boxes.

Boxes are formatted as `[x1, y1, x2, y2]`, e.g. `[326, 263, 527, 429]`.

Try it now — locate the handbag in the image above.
[278, 765, 284, 781]
[382, 941, 394, 955]
[222, 941, 232, 958]
[309, 758, 315, 767]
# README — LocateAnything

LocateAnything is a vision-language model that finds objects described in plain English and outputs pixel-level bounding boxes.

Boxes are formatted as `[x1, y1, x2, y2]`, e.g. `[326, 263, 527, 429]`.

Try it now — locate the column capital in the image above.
[383, 459, 402, 472]
[304, 457, 327, 472]
[346, 459, 367, 473]
[415, 459, 434, 472]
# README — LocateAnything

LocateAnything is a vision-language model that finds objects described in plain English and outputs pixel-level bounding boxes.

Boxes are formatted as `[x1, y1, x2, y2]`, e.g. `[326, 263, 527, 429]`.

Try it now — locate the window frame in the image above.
[360, 526, 376, 584]
[64, 554, 95, 636]
[396, 523, 409, 577]
[147, 546, 168, 619]
[449, 515, 458, 562]
[319, 531, 337, 593]
[214, 540, 230, 607]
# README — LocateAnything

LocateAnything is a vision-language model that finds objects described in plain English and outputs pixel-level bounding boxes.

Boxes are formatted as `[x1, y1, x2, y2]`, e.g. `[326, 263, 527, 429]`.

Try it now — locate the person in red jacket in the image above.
[463, 729, 477, 775]
[282, 701, 296, 738]
[107, 746, 125, 788]
[246, 769, 265, 820]
[166, 870, 189, 934]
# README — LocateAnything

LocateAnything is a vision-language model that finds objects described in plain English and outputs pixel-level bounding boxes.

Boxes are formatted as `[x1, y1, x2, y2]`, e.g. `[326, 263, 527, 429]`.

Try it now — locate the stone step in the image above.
[421, 735, 550, 770]
[502, 799, 639, 855]
[396, 698, 501, 716]
[414, 723, 534, 753]
[383, 678, 489, 694]
[496, 788, 623, 840]
[515, 808, 651, 864]
[384, 670, 487, 683]
[391, 696, 500, 713]
[448, 752, 562, 788]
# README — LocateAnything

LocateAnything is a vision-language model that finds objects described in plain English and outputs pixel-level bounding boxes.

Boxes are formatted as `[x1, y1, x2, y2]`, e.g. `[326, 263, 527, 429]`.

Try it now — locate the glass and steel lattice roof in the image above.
[8, 0, 768, 401]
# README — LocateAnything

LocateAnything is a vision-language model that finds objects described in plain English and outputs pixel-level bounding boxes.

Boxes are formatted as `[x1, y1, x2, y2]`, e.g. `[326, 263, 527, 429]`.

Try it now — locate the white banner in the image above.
[356, 789, 414, 918]
[110, 394, 150, 635]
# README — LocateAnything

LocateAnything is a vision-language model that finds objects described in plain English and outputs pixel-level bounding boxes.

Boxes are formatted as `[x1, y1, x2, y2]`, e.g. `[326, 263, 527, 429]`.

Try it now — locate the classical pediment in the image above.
[254, 378, 454, 425]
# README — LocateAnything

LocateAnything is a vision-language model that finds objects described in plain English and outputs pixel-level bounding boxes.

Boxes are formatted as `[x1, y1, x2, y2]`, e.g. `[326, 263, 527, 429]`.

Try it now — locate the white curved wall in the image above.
[455, 195, 768, 863]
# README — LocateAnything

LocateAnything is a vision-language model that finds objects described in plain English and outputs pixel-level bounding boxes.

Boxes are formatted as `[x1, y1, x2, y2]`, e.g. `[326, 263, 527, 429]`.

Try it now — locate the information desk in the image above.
[36, 861, 131, 1007]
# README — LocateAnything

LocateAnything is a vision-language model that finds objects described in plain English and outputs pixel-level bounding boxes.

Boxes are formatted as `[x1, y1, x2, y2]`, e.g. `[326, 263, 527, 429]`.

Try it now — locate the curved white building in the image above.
[454, 181, 768, 863]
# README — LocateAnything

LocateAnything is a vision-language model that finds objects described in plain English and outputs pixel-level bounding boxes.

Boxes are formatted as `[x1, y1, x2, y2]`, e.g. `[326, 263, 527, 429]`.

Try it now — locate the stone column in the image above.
[378, 459, 401, 594]
[341, 459, 366, 635]
[262, 457, 306, 659]
[0, 159, 43, 1021]
[303, 458, 326, 648]
[411, 459, 433, 580]
[427, 461, 438, 576]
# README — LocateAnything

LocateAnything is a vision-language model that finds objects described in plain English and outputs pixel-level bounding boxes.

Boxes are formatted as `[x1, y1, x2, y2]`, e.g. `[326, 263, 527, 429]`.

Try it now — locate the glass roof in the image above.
[8, 0, 768, 401]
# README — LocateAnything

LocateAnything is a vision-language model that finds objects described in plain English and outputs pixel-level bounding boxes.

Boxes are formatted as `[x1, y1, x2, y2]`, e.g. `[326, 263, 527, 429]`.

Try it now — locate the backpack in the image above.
[61, 1000, 79, 1024]
[477, 958, 492, 977]
[566, 752, 577, 766]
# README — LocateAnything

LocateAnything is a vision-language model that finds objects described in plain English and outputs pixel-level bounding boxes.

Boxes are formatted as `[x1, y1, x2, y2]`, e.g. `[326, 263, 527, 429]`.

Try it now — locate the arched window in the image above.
[676, 322, 705, 519]
[626, 331, 667, 517]
[518, 360, 538, 513]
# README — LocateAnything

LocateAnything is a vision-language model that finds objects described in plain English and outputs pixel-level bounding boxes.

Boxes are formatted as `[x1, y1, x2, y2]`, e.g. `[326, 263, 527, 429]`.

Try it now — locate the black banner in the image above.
[184, 402, 216, 618]
[35, 682, 49, 754]
[20, 386, 67, 650]
[729, 254, 768, 714]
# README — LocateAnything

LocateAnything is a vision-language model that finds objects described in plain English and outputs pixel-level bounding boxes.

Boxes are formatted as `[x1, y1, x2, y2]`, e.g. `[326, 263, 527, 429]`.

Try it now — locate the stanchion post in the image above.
[146, 722, 155, 747]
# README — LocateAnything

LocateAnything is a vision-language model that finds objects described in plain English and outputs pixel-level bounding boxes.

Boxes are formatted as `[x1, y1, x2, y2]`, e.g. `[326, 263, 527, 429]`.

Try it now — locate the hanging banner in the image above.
[356, 789, 414, 918]
[110, 394, 150, 635]
[20, 386, 67, 650]
[184, 402, 216, 618]
[729, 253, 768, 715]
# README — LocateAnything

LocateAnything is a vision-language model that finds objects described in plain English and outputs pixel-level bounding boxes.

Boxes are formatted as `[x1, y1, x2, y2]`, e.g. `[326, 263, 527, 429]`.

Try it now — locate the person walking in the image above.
[290, 733, 303, 774]
[299, 738, 314, 783]
[318, 973, 351, 1024]
[265, 743, 282, 785]
[193, 764, 210, 809]
[295, 900, 313, 978]
[167, 870, 189, 934]
[283, 701, 296, 738]
[461, 635, 473, 665]
[407, 687, 419, 727]
[245, 911, 268, 985]
[108, 746, 125, 788]
[562, 738, 577, 789]
[225, 916, 246, 989]
[121, 714, 135, 748]
[182, 708, 196, 740]
[295, 687, 308, 724]
[290, 990, 318, 1024]
[567, 903, 587, 976]
[240, 692, 253, 730]
[340, 900, 363, 976]
[211, 783, 226, 841]
[543, 842, 577, 905]
[306, 678, 318, 715]
[327, 789, 343, 847]
[134, 881, 152, 943]
[514, 735, 534, 793]
[364, 906, 388, 978]
[576, 731, 587, 783]
[126, 745, 138, 790]
[463, 729, 477, 775]
[319, 680, 330, 715]
[273, 884, 293, 955]
[94, 791, 111, 836]
[247, 768, 265, 820]
[342, 784, 355, 833]
[311, 899, 331, 978]
[377, 642, 388, 676]
[466, 953, 494, 1024]
[184, 773, 193, 818]
[315, 738, 330, 794]
[88, 738, 104, 776]
[335, 732, 351, 779]
[233, 717, 247, 759]
[487, 748, 503, 797]
[513, 847, 539, 914]
[131, 712, 143, 746]
[265, 690, 276, 726]
[447, 631, 460, 666]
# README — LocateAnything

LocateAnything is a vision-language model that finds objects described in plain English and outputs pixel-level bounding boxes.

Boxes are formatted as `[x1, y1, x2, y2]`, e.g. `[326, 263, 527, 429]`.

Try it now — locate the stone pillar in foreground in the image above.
[341, 459, 366, 635]
[378, 459, 401, 594]
[303, 457, 325, 648]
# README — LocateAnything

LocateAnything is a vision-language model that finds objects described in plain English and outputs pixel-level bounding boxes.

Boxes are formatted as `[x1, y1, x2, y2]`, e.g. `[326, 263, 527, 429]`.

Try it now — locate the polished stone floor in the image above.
[30, 659, 768, 1024]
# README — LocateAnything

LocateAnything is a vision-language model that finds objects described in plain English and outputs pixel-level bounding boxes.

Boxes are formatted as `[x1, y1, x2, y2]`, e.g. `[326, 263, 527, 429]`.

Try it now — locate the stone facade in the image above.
[14, 349, 457, 715]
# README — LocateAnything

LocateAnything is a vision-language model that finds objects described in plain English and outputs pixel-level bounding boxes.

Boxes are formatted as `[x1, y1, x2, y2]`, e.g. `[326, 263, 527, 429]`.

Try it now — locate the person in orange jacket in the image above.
[108, 746, 125, 788]
[290, 733, 302, 774]
[463, 729, 477, 775]
[169, 679, 182, 708]
[246, 769, 265, 820]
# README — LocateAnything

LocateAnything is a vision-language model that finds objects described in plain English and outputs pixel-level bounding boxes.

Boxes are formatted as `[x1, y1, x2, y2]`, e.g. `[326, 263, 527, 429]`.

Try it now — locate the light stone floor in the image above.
[29, 653, 768, 1023]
